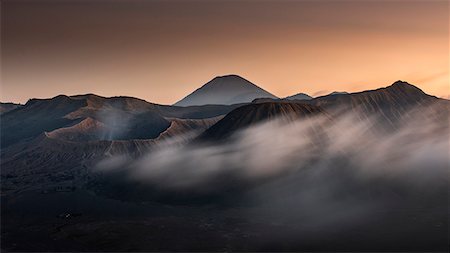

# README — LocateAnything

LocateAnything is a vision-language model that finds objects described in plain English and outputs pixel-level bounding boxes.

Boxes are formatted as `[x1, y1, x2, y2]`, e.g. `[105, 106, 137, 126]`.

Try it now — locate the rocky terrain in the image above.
[1, 79, 448, 251]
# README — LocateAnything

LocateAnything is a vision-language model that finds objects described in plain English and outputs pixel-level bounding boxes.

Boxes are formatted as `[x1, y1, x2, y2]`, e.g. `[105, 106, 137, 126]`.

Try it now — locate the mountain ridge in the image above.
[284, 93, 313, 101]
[1, 79, 444, 148]
[198, 80, 447, 141]
[174, 75, 278, 106]
[0, 94, 240, 148]
[198, 102, 330, 141]
[0, 102, 23, 114]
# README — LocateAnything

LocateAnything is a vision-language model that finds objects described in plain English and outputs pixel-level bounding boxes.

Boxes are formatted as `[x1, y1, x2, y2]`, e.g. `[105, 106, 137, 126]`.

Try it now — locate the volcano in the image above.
[174, 75, 277, 106]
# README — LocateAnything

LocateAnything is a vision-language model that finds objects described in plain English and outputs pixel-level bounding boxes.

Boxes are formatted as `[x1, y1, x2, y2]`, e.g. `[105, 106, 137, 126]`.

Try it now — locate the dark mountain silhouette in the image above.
[0, 95, 229, 195]
[1, 95, 88, 147]
[328, 91, 349, 96]
[309, 81, 445, 127]
[313, 81, 434, 109]
[283, 93, 312, 101]
[199, 80, 448, 141]
[0, 102, 22, 114]
[2, 80, 444, 148]
[0, 94, 239, 147]
[4, 80, 440, 148]
[174, 75, 277, 106]
[251, 93, 312, 103]
[199, 102, 330, 141]
[251, 97, 279, 103]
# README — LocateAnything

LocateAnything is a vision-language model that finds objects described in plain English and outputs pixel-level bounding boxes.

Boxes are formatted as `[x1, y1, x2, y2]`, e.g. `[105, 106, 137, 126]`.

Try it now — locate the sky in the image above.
[1, 0, 449, 105]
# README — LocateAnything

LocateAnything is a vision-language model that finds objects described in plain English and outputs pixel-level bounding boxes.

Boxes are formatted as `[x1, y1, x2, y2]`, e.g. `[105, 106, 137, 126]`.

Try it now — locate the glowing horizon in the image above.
[2, 0, 448, 104]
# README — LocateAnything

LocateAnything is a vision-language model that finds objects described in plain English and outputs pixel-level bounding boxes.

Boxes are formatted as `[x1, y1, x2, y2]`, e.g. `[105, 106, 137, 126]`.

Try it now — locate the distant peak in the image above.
[211, 74, 248, 83]
[392, 80, 411, 86]
[71, 93, 98, 97]
[284, 92, 313, 101]
[204, 74, 256, 89]
[70, 93, 104, 100]
[214, 74, 243, 79]
[389, 80, 422, 91]
[174, 74, 277, 106]
[54, 94, 71, 99]
[329, 91, 349, 96]
[288, 92, 310, 97]
[381, 80, 432, 98]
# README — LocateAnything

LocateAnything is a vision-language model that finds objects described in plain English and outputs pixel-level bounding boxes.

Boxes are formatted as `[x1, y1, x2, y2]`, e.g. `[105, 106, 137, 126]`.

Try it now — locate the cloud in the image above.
[94, 102, 449, 231]
[96, 102, 448, 190]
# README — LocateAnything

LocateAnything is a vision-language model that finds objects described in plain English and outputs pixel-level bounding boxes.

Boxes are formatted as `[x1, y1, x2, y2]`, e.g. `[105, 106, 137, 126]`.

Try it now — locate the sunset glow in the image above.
[2, 0, 448, 104]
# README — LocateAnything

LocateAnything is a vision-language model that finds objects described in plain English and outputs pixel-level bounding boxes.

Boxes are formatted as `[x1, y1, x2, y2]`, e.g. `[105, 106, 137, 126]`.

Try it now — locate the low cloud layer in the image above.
[94, 104, 448, 233]
[97, 104, 448, 189]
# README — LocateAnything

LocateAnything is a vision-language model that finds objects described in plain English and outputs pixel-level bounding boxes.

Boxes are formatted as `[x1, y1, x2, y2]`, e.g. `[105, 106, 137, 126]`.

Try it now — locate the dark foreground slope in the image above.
[199, 102, 329, 141]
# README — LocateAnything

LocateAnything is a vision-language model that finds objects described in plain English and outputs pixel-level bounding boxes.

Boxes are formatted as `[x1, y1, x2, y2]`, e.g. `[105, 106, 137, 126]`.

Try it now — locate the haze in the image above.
[1, 0, 449, 104]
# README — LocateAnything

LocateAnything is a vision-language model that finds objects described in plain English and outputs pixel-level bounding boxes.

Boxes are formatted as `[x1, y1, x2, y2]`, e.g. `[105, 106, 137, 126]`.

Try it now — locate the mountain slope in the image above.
[309, 81, 441, 124]
[284, 93, 312, 101]
[199, 80, 449, 141]
[1, 80, 448, 197]
[292, 80, 450, 133]
[328, 91, 349, 96]
[0, 102, 22, 114]
[312, 81, 434, 109]
[155, 116, 222, 142]
[174, 75, 277, 106]
[199, 102, 329, 141]
[1, 95, 88, 147]
[1, 94, 240, 148]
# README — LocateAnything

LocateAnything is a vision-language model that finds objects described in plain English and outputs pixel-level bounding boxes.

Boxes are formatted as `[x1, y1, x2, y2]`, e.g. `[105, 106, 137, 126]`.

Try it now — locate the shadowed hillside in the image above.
[199, 102, 329, 141]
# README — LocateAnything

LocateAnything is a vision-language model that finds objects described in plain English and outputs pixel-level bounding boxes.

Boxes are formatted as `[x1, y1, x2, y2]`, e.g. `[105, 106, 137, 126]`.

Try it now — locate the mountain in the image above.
[0, 94, 232, 195]
[0, 94, 239, 148]
[1, 95, 88, 147]
[200, 80, 448, 141]
[2, 80, 443, 148]
[314, 81, 430, 105]
[1, 79, 449, 252]
[174, 75, 278, 106]
[309, 81, 442, 123]
[284, 93, 312, 101]
[1, 80, 447, 188]
[252, 93, 312, 103]
[0, 102, 23, 114]
[199, 102, 330, 141]
[328, 91, 348, 96]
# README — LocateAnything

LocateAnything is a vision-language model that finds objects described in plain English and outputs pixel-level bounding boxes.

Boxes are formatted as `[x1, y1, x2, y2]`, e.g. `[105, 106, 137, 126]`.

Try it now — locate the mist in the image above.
[97, 104, 448, 186]
[94, 104, 448, 237]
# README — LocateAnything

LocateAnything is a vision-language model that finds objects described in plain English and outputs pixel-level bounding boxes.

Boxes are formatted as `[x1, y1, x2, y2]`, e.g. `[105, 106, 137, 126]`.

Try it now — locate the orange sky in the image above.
[1, 0, 448, 104]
